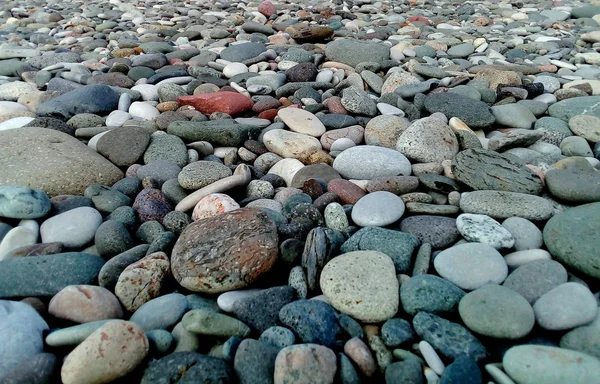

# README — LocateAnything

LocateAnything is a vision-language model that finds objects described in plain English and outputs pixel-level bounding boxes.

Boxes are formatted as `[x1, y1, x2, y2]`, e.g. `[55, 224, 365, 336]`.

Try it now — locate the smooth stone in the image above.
[364, 115, 410, 149]
[434, 243, 508, 290]
[0, 301, 48, 378]
[217, 289, 261, 312]
[548, 96, 600, 121]
[234, 339, 279, 384]
[45, 320, 111, 347]
[325, 38, 390, 67]
[503, 345, 600, 384]
[182, 309, 250, 338]
[546, 170, 600, 204]
[48, 285, 122, 323]
[459, 284, 535, 339]
[543, 202, 600, 279]
[96, 126, 151, 167]
[130, 293, 189, 331]
[502, 217, 543, 251]
[40, 207, 102, 248]
[320, 250, 399, 323]
[278, 108, 326, 137]
[440, 357, 482, 384]
[273, 344, 337, 384]
[0, 353, 58, 384]
[192, 193, 240, 221]
[385, 359, 424, 384]
[340, 227, 420, 273]
[0, 128, 123, 197]
[459, 191, 554, 221]
[95, 220, 134, 258]
[0, 226, 37, 260]
[396, 117, 459, 163]
[491, 104, 538, 129]
[560, 313, 600, 359]
[351, 191, 405, 227]
[0, 117, 36, 131]
[279, 300, 339, 347]
[0, 186, 51, 219]
[178, 161, 232, 190]
[146, 329, 173, 355]
[98, 245, 149, 290]
[37, 85, 119, 120]
[412, 312, 488, 362]
[424, 93, 495, 129]
[533, 282, 598, 331]
[263, 129, 322, 161]
[400, 274, 466, 316]
[0, 253, 104, 297]
[399, 215, 460, 249]
[569, 115, 600, 142]
[115, 252, 170, 312]
[60, 320, 148, 384]
[456, 213, 515, 249]
[381, 318, 417, 348]
[503, 259, 568, 304]
[268, 158, 304, 187]
[333, 145, 411, 180]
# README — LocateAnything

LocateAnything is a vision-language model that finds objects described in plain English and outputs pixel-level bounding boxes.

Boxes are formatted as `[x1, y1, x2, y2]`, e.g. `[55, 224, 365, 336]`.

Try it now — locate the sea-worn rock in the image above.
[399, 215, 460, 249]
[532, 282, 598, 331]
[459, 190, 554, 221]
[333, 145, 411, 180]
[130, 293, 188, 331]
[171, 208, 278, 293]
[115, 252, 170, 312]
[61, 320, 148, 384]
[141, 352, 234, 383]
[49, 285, 123, 323]
[40, 207, 102, 248]
[234, 339, 280, 384]
[231, 286, 296, 333]
[274, 344, 337, 384]
[543, 202, 600, 279]
[279, 300, 339, 347]
[424, 93, 495, 129]
[502, 259, 568, 304]
[456, 213, 515, 249]
[37, 85, 119, 120]
[0, 186, 51, 219]
[400, 274, 466, 316]
[320, 251, 399, 323]
[325, 39, 389, 67]
[351, 191, 405, 227]
[0, 128, 123, 196]
[396, 117, 459, 163]
[503, 345, 600, 384]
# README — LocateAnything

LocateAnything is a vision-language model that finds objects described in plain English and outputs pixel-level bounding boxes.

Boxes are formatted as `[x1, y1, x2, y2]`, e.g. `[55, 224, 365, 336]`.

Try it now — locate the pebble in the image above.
[48, 285, 122, 323]
[40, 207, 102, 248]
[333, 145, 411, 180]
[532, 282, 598, 331]
[350, 191, 405, 227]
[456, 213, 515, 249]
[320, 251, 399, 323]
[274, 344, 337, 384]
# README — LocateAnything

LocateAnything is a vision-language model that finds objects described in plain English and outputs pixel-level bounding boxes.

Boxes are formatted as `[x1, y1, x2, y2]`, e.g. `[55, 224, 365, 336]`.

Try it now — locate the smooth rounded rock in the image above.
[533, 282, 598, 331]
[456, 213, 515, 249]
[40, 207, 102, 248]
[278, 108, 326, 137]
[48, 285, 123, 323]
[351, 191, 405, 227]
[0, 186, 51, 219]
[274, 344, 337, 384]
[333, 145, 411, 180]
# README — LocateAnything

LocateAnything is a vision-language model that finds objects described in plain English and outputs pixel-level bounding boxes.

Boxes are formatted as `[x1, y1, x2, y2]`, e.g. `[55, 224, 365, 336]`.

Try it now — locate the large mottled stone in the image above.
[0, 128, 123, 197]
[171, 208, 278, 293]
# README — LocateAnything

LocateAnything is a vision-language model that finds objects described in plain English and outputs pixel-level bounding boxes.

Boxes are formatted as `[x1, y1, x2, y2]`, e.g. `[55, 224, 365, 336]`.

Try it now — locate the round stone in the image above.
[351, 191, 405, 227]
[396, 117, 459, 163]
[456, 213, 515, 249]
[458, 284, 534, 339]
[48, 285, 123, 323]
[502, 217, 543, 251]
[171, 208, 278, 293]
[0, 186, 51, 219]
[192, 193, 240, 221]
[320, 250, 399, 323]
[434, 242, 508, 291]
[333, 145, 412, 180]
[503, 259, 568, 304]
[569, 115, 600, 142]
[263, 129, 322, 161]
[40, 207, 102, 248]
[273, 344, 337, 384]
[400, 274, 466, 316]
[532, 282, 598, 331]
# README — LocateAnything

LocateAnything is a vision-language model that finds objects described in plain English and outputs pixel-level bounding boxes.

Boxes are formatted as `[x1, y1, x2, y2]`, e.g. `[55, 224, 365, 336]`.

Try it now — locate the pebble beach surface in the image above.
[0, 0, 599, 382]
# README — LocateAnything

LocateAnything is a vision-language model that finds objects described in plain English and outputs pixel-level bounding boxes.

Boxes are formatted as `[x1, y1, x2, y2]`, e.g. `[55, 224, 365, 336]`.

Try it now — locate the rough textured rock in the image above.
[171, 208, 278, 293]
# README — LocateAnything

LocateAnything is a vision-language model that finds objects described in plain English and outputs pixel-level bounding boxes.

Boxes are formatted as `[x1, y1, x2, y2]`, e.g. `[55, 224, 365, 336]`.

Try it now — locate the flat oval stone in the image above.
[503, 345, 600, 384]
[533, 282, 598, 331]
[40, 207, 102, 248]
[543, 202, 600, 279]
[263, 129, 322, 161]
[278, 108, 326, 137]
[459, 284, 534, 339]
[503, 259, 567, 303]
[141, 352, 234, 383]
[400, 274, 466, 316]
[351, 191, 405, 227]
[320, 250, 399, 323]
[192, 193, 240, 221]
[434, 243, 508, 291]
[0, 186, 51, 219]
[178, 161, 232, 190]
[129, 293, 189, 331]
[171, 208, 278, 293]
[460, 191, 554, 221]
[49, 285, 122, 323]
[60, 320, 148, 384]
[182, 309, 250, 338]
[399, 215, 459, 249]
[333, 145, 412, 180]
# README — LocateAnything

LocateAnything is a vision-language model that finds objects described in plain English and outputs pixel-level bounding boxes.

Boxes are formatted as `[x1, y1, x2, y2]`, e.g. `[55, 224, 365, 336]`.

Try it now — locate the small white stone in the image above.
[217, 289, 261, 312]
[40, 207, 103, 248]
[129, 101, 160, 120]
[419, 341, 445, 376]
[330, 138, 356, 152]
[0, 116, 35, 131]
[456, 213, 515, 249]
[105, 110, 131, 127]
[0, 226, 37, 260]
[504, 249, 552, 268]
[268, 158, 305, 187]
[222, 62, 248, 78]
[277, 108, 326, 137]
[316, 69, 334, 83]
[131, 84, 158, 101]
[377, 103, 405, 116]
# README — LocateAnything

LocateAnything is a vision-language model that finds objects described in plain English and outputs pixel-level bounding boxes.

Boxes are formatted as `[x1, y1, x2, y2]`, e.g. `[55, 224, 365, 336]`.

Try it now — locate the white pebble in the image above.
[217, 289, 261, 312]
[419, 341, 445, 376]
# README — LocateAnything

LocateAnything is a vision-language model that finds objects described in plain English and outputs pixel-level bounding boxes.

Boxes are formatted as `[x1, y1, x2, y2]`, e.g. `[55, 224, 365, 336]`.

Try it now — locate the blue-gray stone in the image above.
[337, 313, 364, 340]
[412, 312, 488, 362]
[130, 293, 189, 331]
[385, 359, 424, 384]
[0, 353, 58, 384]
[424, 93, 495, 129]
[220, 43, 266, 62]
[325, 39, 390, 67]
[231, 286, 296, 333]
[440, 356, 482, 384]
[146, 329, 173, 355]
[0, 223, 11, 244]
[0, 253, 105, 298]
[234, 339, 279, 384]
[381, 318, 417, 348]
[0, 186, 51, 219]
[400, 275, 466, 316]
[259, 326, 296, 350]
[98, 244, 149, 290]
[37, 84, 120, 120]
[279, 299, 339, 347]
[0, 301, 48, 378]
[548, 96, 600, 121]
[341, 227, 420, 273]
[141, 352, 235, 384]
[45, 320, 110, 347]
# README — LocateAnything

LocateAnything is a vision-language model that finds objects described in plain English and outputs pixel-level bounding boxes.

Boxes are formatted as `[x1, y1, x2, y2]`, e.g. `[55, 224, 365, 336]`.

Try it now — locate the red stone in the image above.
[178, 92, 254, 116]
[408, 16, 430, 25]
[258, 1, 277, 18]
[258, 109, 279, 121]
[327, 179, 366, 205]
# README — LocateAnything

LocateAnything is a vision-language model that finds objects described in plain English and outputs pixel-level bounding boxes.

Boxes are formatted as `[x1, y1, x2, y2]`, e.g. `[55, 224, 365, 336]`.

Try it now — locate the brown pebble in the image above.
[327, 179, 366, 205]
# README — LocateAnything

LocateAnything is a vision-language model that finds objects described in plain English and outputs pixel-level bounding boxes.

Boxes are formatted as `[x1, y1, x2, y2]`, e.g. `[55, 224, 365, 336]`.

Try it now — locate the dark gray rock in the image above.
[98, 244, 149, 290]
[279, 299, 339, 347]
[94, 220, 134, 259]
[141, 352, 235, 384]
[0, 352, 58, 384]
[37, 85, 119, 120]
[325, 39, 390, 67]
[424, 92, 495, 129]
[381, 318, 417, 348]
[167, 121, 261, 147]
[440, 356, 482, 384]
[231, 286, 296, 333]
[385, 359, 424, 384]
[399, 216, 460, 249]
[0, 253, 104, 297]
[400, 275, 466, 316]
[220, 43, 266, 62]
[234, 339, 279, 384]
